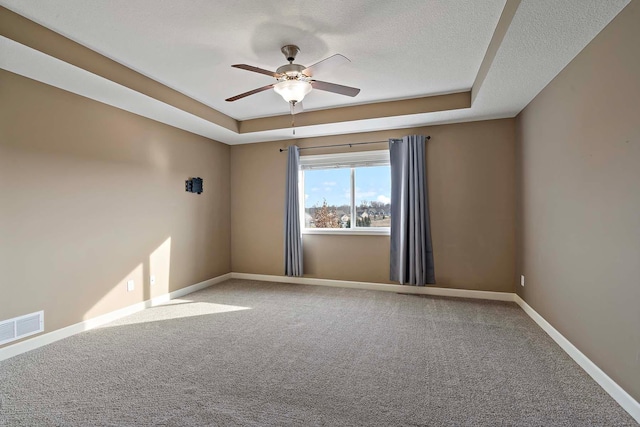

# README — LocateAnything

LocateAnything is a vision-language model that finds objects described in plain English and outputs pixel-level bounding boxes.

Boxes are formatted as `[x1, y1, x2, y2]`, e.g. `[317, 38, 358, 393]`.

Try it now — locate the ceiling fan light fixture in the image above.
[274, 80, 312, 103]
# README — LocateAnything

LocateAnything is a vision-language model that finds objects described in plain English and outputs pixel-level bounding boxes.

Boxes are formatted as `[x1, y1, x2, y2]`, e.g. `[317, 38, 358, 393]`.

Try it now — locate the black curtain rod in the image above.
[278, 136, 431, 152]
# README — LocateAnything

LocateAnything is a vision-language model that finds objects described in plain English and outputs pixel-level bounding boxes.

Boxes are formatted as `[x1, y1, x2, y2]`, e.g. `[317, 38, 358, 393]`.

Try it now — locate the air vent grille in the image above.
[0, 322, 16, 343]
[0, 311, 44, 345]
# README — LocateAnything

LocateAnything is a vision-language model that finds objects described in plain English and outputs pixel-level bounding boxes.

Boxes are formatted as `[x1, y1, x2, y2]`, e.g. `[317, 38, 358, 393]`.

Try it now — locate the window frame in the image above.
[299, 150, 391, 236]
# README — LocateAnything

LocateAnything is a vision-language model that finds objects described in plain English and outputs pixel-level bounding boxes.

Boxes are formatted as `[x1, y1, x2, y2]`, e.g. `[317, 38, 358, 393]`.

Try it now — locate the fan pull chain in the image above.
[290, 101, 296, 135]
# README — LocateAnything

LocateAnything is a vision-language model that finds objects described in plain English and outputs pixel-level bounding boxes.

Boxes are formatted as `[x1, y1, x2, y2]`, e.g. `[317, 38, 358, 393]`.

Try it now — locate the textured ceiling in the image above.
[0, 0, 631, 144]
[1, 0, 505, 119]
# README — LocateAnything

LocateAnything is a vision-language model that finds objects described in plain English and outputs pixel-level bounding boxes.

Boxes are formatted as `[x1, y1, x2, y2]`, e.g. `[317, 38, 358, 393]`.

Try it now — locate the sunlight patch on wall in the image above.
[150, 237, 171, 296]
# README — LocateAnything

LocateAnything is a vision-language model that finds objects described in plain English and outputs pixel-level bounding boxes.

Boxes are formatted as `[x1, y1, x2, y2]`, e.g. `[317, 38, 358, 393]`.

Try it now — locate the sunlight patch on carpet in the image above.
[100, 300, 251, 327]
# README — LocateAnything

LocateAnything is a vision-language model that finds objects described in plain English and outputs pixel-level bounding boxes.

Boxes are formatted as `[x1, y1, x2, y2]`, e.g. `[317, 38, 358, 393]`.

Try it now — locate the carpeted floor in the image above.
[0, 279, 635, 426]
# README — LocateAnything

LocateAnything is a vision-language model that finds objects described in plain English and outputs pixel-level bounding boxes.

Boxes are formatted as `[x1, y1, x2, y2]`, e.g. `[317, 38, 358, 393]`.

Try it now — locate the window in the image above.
[299, 150, 391, 235]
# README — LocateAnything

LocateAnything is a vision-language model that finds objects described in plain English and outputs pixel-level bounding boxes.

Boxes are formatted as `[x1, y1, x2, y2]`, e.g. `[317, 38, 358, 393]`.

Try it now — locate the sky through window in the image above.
[304, 166, 391, 208]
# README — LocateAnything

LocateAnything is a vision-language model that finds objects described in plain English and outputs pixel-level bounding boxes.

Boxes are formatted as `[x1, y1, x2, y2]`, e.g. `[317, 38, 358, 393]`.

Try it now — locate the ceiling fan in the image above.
[225, 45, 360, 114]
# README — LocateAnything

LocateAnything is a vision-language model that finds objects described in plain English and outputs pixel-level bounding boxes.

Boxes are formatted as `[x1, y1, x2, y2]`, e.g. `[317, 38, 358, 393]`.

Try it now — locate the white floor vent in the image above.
[0, 311, 44, 345]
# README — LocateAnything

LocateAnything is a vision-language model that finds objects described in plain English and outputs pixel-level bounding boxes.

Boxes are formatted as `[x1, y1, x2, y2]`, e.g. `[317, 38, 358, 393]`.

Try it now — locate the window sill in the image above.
[302, 228, 390, 236]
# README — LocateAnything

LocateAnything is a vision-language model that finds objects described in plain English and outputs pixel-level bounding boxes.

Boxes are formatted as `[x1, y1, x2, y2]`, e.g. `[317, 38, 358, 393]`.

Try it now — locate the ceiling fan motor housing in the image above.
[276, 63, 307, 80]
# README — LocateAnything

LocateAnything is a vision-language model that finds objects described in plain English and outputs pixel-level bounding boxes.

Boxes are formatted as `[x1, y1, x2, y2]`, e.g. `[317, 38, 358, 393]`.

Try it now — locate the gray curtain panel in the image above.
[284, 145, 303, 276]
[389, 135, 436, 285]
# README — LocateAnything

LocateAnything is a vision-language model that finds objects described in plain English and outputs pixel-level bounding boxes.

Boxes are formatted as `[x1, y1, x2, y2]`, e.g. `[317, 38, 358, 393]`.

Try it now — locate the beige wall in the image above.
[231, 119, 516, 292]
[0, 70, 231, 346]
[515, 0, 640, 401]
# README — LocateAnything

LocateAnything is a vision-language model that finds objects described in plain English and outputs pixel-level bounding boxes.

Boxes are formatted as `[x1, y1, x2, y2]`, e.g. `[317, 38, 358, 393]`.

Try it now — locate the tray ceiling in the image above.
[0, 0, 631, 144]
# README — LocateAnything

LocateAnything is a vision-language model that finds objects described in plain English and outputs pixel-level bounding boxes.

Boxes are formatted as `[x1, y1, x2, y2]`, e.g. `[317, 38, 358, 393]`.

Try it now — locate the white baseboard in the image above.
[514, 294, 640, 424]
[0, 273, 231, 363]
[229, 272, 514, 301]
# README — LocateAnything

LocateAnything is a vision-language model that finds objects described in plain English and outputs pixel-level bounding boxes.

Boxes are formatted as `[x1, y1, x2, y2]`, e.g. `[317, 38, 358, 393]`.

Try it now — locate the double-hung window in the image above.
[299, 150, 391, 235]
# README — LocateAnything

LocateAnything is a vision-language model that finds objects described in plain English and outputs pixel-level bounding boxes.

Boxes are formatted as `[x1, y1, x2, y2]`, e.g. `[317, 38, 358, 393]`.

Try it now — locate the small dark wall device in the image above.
[185, 177, 203, 194]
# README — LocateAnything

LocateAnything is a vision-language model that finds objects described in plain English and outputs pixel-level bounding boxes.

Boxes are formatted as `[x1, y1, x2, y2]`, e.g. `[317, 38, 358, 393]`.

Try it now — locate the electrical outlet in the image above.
[520, 275, 525, 287]
[127, 280, 135, 292]
[150, 275, 156, 286]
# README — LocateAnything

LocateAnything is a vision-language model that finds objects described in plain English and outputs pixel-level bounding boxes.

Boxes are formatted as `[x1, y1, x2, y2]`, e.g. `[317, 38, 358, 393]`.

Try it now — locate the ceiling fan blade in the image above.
[311, 80, 360, 97]
[291, 101, 304, 115]
[231, 64, 279, 78]
[302, 54, 350, 77]
[225, 84, 275, 102]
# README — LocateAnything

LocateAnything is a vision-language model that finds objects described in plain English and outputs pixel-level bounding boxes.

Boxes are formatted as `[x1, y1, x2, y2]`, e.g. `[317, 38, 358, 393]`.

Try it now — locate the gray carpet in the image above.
[0, 279, 635, 426]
